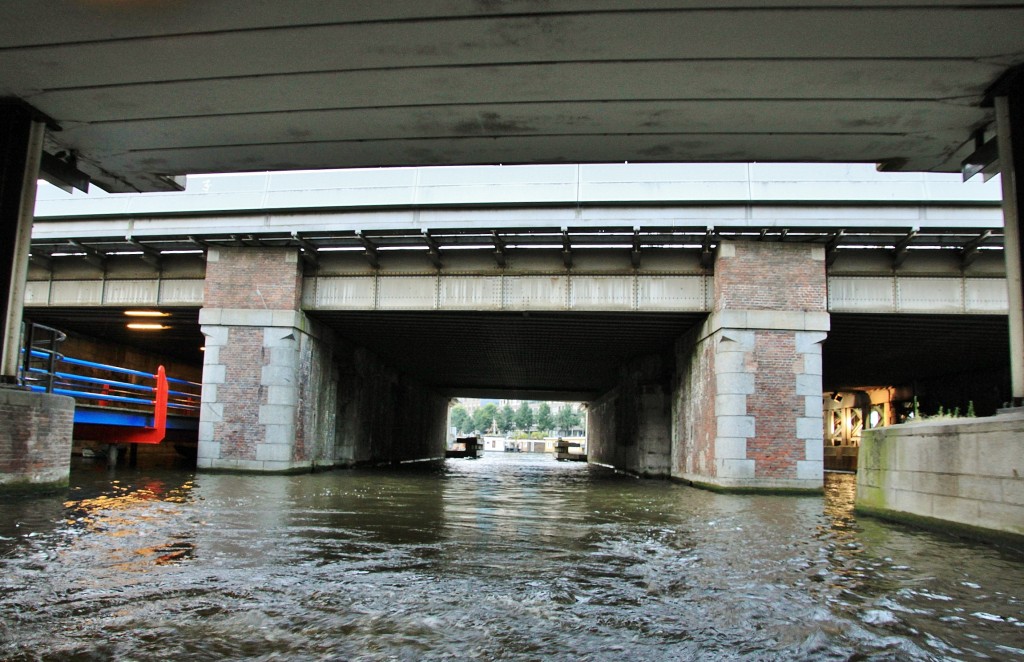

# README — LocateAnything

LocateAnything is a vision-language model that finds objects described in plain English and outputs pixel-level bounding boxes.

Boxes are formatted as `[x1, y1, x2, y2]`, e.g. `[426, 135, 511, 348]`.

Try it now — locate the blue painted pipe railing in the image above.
[21, 348, 201, 413]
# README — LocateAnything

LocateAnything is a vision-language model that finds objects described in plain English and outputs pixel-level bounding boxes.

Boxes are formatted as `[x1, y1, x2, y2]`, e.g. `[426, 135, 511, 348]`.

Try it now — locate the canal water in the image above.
[1, 454, 1021, 661]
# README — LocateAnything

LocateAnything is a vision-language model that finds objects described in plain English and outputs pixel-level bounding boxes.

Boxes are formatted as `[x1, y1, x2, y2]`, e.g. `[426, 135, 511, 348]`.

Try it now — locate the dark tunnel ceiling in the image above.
[823, 313, 1010, 392]
[21, 307, 1012, 402]
[308, 310, 705, 401]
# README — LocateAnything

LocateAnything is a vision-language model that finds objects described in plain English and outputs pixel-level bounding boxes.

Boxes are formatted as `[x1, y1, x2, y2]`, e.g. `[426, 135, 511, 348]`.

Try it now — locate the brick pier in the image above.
[0, 389, 74, 492]
[674, 240, 828, 491]
[197, 246, 448, 472]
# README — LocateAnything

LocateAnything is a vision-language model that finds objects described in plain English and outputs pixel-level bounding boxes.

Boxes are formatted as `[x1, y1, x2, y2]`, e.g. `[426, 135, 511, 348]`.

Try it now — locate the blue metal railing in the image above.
[19, 323, 201, 416]
[24, 351, 201, 414]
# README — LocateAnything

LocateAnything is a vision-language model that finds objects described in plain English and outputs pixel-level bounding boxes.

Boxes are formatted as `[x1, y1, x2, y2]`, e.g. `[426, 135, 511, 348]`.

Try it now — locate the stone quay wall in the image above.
[857, 413, 1024, 541]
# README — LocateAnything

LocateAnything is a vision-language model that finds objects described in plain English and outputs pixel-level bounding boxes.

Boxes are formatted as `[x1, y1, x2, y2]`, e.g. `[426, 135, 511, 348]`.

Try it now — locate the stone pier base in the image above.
[0, 389, 74, 492]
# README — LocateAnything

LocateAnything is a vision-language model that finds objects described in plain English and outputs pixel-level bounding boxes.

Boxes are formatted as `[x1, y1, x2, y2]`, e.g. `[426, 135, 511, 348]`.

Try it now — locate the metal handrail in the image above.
[20, 329, 201, 415]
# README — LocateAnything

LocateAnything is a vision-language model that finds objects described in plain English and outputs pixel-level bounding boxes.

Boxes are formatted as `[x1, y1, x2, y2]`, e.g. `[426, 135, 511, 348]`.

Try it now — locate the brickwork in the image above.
[714, 241, 827, 313]
[0, 390, 74, 491]
[203, 247, 302, 310]
[748, 331, 801, 478]
[204, 326, 264, 462]
[675, 240, 826, 491]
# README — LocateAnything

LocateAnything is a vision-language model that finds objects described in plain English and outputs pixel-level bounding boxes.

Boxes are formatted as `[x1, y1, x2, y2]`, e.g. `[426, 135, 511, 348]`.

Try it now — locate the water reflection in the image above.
[0, 454, 1021, 660]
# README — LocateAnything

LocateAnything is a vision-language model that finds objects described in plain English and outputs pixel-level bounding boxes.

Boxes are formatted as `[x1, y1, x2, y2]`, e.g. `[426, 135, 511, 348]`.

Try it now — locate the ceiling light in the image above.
[124, 310, 170, 317]
[127, 323, 170, 330]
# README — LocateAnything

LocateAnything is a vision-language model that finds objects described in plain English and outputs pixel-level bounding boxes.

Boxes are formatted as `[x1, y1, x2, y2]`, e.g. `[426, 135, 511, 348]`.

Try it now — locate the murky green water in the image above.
[1, 454, 1021, 660]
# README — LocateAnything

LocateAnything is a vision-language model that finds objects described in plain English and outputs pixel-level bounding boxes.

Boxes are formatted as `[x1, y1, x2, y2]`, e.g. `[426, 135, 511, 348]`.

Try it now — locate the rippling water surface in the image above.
[1, 454, 1022, 660]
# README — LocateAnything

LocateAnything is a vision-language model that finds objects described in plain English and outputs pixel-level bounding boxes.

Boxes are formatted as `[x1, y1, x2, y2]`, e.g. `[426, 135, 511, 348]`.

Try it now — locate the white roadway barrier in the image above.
[24, 272, 1009, 315]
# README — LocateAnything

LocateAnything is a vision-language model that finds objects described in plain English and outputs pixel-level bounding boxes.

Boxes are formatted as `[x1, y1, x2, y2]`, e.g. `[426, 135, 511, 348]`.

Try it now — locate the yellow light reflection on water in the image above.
[61, 479, 197, 569]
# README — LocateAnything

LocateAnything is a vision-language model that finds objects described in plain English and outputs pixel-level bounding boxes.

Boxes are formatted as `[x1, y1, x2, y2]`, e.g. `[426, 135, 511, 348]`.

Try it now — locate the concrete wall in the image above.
[856, 414, 1024, 540]
[673, 241, 828, 492]
[335, 346, 449, 466]
[588, 354, 672, 477]
[0, 389, 74, 491]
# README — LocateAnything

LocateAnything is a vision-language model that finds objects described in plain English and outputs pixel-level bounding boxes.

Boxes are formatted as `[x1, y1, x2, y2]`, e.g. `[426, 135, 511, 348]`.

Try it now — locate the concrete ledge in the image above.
[855, 503, 1024, 549]
[705, 310, 831, 337]
[199, 308, 309, 333]
[857, 413, 1024, 540]
[197, 457, 318, 474]
[676, 472, 824, 495]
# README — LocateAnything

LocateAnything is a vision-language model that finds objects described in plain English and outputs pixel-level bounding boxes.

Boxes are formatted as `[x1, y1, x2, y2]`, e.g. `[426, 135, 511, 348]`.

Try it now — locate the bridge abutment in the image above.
[197, 247, 447, 472]
[674, 240, 828, 492]
[588, 354, 672, 477]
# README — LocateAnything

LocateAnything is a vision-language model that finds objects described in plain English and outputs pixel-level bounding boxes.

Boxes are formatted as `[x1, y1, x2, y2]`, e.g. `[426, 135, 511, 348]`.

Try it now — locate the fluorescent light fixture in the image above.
[124, 310, 170, 317]
[127, 323, 170, 330]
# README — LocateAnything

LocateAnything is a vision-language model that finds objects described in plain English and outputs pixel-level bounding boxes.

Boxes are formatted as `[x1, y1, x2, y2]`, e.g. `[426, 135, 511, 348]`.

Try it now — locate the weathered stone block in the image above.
[256, 442, 293, 463]
[264, 326, 298, 348]
[715, 436, 747, 460]
[716, 328, 756, 351]
[857, 415, 1024, 539]
[959, 474, 1005, 503]
[261, 365, 296, 386]
[796, 460, 823, 480]
[263, 423, 296, 445]
[713, 348, 748, 375]
[714, 393, 747, 416]
[894, 487, 934, 518]
[717, 415, 755, 438]
[1003, 477, 1024, 506]
[267, 346, 298, 368]
[802, 352, 823, 376]
[796, 416, 823, 440]
[804, 439, 823, 462]
[717, 457, 755, 479]
[795, 374, 822, 397]
[201, 402, 224, 421]
[716, 372, 756, 395]
[258, 404, 295, 426]
[266, 385, 298, 406]
[795, 330, 828, 354]
[220, 309, 275, 327]
[200, 324, 229, 347]
[200, 347, 220, 368]
[197, 421, 216, 440]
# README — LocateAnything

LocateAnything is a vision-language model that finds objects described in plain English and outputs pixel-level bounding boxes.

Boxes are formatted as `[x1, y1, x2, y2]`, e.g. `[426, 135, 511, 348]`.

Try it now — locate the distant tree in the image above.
[472, 403, 499, 433]
[498, 404, 516, 433]
[450, 405, 471, 434]
[536, 402, 554, 433]
[555, 404, 581, 435]
[514, 401, 534, 431]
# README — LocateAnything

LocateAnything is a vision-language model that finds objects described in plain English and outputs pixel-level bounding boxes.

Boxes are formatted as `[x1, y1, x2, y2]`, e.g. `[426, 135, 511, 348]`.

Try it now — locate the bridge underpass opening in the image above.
[307, 309, 705, 479]
[820, 312, 1011, 470]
